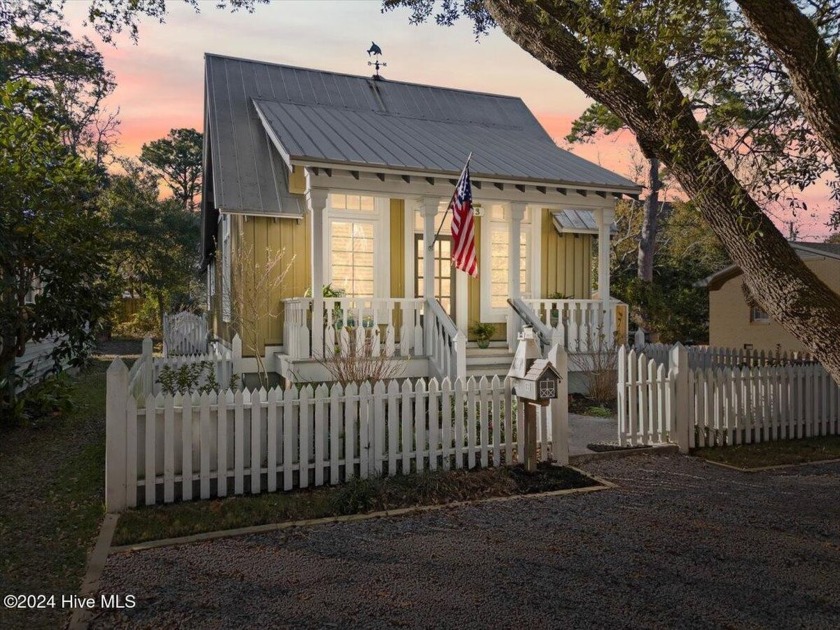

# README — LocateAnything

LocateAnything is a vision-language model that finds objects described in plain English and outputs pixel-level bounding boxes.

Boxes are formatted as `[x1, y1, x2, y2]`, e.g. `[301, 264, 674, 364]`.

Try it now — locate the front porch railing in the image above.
[426, 298, 466, 381]
[522, 298, 626, 352]
[282, 297, 426, 360]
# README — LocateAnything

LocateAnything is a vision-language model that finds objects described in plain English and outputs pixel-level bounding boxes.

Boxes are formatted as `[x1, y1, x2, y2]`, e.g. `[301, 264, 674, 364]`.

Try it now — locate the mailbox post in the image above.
[507, 327, 563, 472]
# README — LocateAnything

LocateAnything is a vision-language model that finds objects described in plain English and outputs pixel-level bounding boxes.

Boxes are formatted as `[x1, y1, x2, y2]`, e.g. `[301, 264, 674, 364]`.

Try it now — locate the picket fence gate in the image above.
[163, 311, 208, 357]
[105, 367, 568, 511]
[618, 343, 840, 450]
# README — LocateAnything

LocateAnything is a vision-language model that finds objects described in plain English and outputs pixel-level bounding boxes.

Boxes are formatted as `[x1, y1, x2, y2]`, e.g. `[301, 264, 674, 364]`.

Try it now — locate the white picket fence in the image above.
[127, 336, 241, 404]
[618, 343, 840, 450]
[105, 371, 572, 511]
[163, 311, 208, 357]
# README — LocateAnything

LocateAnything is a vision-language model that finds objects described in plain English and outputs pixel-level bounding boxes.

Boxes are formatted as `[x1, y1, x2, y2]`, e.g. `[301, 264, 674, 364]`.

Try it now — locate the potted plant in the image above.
[470, 321, 495, 349]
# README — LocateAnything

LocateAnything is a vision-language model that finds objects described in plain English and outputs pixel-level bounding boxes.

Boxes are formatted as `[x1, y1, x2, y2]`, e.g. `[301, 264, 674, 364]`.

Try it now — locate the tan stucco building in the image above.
[702, 242, 840, 353]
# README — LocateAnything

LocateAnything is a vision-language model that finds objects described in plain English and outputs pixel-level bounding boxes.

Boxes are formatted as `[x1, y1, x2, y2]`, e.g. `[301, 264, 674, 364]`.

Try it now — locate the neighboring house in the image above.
[700, 242, 840, 353]
[199, 53, 641, 383]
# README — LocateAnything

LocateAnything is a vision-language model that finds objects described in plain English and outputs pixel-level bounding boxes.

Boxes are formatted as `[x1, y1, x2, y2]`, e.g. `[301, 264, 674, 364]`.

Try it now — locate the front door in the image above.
[415, 234, 456, 319]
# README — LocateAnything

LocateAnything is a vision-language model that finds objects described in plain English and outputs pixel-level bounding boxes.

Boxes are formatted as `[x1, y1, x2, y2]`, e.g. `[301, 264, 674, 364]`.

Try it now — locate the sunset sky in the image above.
[63, 0, 834, 239]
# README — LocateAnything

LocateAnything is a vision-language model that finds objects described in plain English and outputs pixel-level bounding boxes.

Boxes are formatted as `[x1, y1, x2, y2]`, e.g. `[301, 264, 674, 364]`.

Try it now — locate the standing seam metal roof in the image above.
[204, 53, 640, 214]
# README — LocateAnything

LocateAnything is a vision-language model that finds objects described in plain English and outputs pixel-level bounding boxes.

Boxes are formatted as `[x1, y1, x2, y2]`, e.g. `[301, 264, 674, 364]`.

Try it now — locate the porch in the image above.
[278, 294, 627, 385]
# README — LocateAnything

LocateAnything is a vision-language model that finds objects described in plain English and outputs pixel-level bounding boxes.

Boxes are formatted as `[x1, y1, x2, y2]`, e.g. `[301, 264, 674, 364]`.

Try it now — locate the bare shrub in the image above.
[315, 334, 405, 387]
[569, 324, 619, 406]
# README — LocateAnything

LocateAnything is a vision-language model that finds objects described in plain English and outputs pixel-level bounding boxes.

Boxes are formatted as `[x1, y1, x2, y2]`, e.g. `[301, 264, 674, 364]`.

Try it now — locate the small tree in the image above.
[225, 244, 292, 389]
[315, 337, 406, 387]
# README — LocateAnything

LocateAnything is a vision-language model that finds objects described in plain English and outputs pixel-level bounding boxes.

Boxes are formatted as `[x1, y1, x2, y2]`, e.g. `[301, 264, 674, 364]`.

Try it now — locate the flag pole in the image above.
[429, 152, 472, 252]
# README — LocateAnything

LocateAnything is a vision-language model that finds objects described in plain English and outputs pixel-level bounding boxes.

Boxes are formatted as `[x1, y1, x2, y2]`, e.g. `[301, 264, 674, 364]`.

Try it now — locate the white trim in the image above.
[530, 205, 542, 299]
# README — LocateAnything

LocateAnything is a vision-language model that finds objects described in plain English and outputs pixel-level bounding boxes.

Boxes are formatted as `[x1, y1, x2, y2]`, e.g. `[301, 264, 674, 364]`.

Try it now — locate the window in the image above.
[221, 215, 231, 322]
[482, 205, 532, 320]
[750, 305, 770, 324]
[330, 193, 375, 212]
[325, 194, 386, 297]
[330, 221, 375, 296]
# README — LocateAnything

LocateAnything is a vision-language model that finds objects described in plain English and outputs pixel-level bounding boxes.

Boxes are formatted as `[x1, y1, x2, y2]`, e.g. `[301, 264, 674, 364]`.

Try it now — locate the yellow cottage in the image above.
[199, 54, 639, 385]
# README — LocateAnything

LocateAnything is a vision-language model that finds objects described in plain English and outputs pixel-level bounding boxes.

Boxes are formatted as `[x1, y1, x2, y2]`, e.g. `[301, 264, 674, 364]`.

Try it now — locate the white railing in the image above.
[617, 343, 840, 450]
[163, 311, 208, 357]
[104, 373, 567, 510]
[523, 299, 623, 352]
[426, 298, 466, 381]
[282, 298, 426, 361]
[126, 336, 240, 405]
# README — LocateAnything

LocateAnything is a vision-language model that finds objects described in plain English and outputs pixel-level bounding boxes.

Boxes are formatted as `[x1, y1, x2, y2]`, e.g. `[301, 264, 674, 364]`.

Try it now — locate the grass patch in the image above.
[0, 359, 111, 630]
[693, 436, 840, 469]
[114, 464, 598, 546]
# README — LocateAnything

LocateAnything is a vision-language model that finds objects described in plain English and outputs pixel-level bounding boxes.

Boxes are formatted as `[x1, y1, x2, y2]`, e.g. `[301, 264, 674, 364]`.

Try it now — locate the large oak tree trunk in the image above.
[487, 0, 840, 385]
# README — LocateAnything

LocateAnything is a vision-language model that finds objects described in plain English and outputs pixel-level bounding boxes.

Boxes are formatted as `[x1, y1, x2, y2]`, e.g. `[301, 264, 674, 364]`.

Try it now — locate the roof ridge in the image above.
[205, 52, 525, 102]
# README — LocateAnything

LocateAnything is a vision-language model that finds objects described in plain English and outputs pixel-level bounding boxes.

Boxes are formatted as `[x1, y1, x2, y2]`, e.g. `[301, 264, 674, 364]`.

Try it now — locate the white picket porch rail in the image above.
[163, 311, 208, 357]
[523, 298, 621, 352]
[617, 343, 840, 450]
[282, 297, 426, 360]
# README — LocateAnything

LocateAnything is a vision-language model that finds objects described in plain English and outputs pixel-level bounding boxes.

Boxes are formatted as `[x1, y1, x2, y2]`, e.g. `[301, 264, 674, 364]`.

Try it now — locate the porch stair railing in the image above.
[425, 297, 466, 381]
[507, 297, 555, 352]
[522, 298, 620, 352]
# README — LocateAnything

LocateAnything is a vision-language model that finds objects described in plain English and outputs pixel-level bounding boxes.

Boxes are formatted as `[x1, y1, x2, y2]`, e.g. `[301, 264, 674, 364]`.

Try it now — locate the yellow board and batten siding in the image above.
[540, 208, 593, 299]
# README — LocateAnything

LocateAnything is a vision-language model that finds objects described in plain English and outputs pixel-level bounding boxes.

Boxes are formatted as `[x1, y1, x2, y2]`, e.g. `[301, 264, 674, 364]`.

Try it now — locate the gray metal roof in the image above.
[204, 54, 640, 214]
[552, 209, 617, 235]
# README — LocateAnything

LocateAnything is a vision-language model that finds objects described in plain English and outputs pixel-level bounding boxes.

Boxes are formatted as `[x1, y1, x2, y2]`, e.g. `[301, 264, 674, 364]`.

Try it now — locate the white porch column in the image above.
[595, 207, 615, 341]
[305, 174, 329, 357]
[507, 202, 526, 350]
[418, 196, 441, 355]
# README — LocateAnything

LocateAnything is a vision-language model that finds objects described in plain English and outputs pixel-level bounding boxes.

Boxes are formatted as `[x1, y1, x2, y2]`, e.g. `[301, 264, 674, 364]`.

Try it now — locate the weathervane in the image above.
[366, 41, 387, 80]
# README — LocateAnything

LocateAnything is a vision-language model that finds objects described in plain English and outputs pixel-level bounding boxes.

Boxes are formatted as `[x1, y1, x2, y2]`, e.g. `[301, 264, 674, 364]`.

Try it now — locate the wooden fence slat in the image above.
[217, 390, 229, 497]
[516, 395, 525, 464]
[250, 389, 262, 494]
[359, 382, 371, 480]
[466, 378, 477, 469]
[127, 396, 138, 507]
[401, 380, 413, 475]
[441, 379, 453, 471]
[200, 392, 212, 500]
[428, 379, 440, 471]
[283, 387, 296, 491]
[373, 381, 386, 476]
[314, 384, 327, 487]
[345, 383, 358, 480]
[415, 379, 427, 472]
[267, 388, 278, 492]
[627, 350, 638, 446]
[329, 384, 341, 484]
[145, 394, 157, 505]
[387, 380, 399, 476]
[491, 376, 502, 467]
[299, 386, 312, 488]
[479, 376, 490, 468]
[234, 390, 245, 494]
[454, 379, 465, 469]
[163, 395, 175, 503]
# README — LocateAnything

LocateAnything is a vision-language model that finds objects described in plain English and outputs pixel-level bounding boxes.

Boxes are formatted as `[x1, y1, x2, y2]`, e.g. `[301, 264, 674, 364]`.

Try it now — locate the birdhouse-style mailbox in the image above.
[507, 327, 562, 406]
[507, 327, 564, 472]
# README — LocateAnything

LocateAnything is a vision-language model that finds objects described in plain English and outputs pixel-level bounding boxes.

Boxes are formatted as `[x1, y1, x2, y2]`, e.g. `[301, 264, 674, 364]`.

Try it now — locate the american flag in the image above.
[450, 159, 478, 277]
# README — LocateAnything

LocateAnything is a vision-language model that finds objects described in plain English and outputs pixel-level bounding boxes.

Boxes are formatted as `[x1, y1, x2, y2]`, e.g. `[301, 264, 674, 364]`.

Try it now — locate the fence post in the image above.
[162, 313, 169, 357]
[232, 334, 243, 381]
[106, 359, 129, 512]
[141, 336, 154, 395]
[546, 343, 569, 465]
[453, 331, 467, 381]
[671, 342, 690, 453]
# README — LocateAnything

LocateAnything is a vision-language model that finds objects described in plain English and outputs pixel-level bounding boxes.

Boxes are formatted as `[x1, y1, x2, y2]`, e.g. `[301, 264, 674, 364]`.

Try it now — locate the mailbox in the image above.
[507, 327, 564, 472]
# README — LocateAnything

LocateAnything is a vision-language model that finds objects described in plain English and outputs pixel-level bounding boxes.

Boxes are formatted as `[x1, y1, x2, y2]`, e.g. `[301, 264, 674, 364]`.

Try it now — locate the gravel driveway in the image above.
[92, 455, 840, 629]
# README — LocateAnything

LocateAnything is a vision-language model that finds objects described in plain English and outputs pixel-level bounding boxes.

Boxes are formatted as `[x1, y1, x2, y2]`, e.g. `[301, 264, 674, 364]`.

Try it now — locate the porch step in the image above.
[466, 347, 513, 359]
[466, 363, 514, 379]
